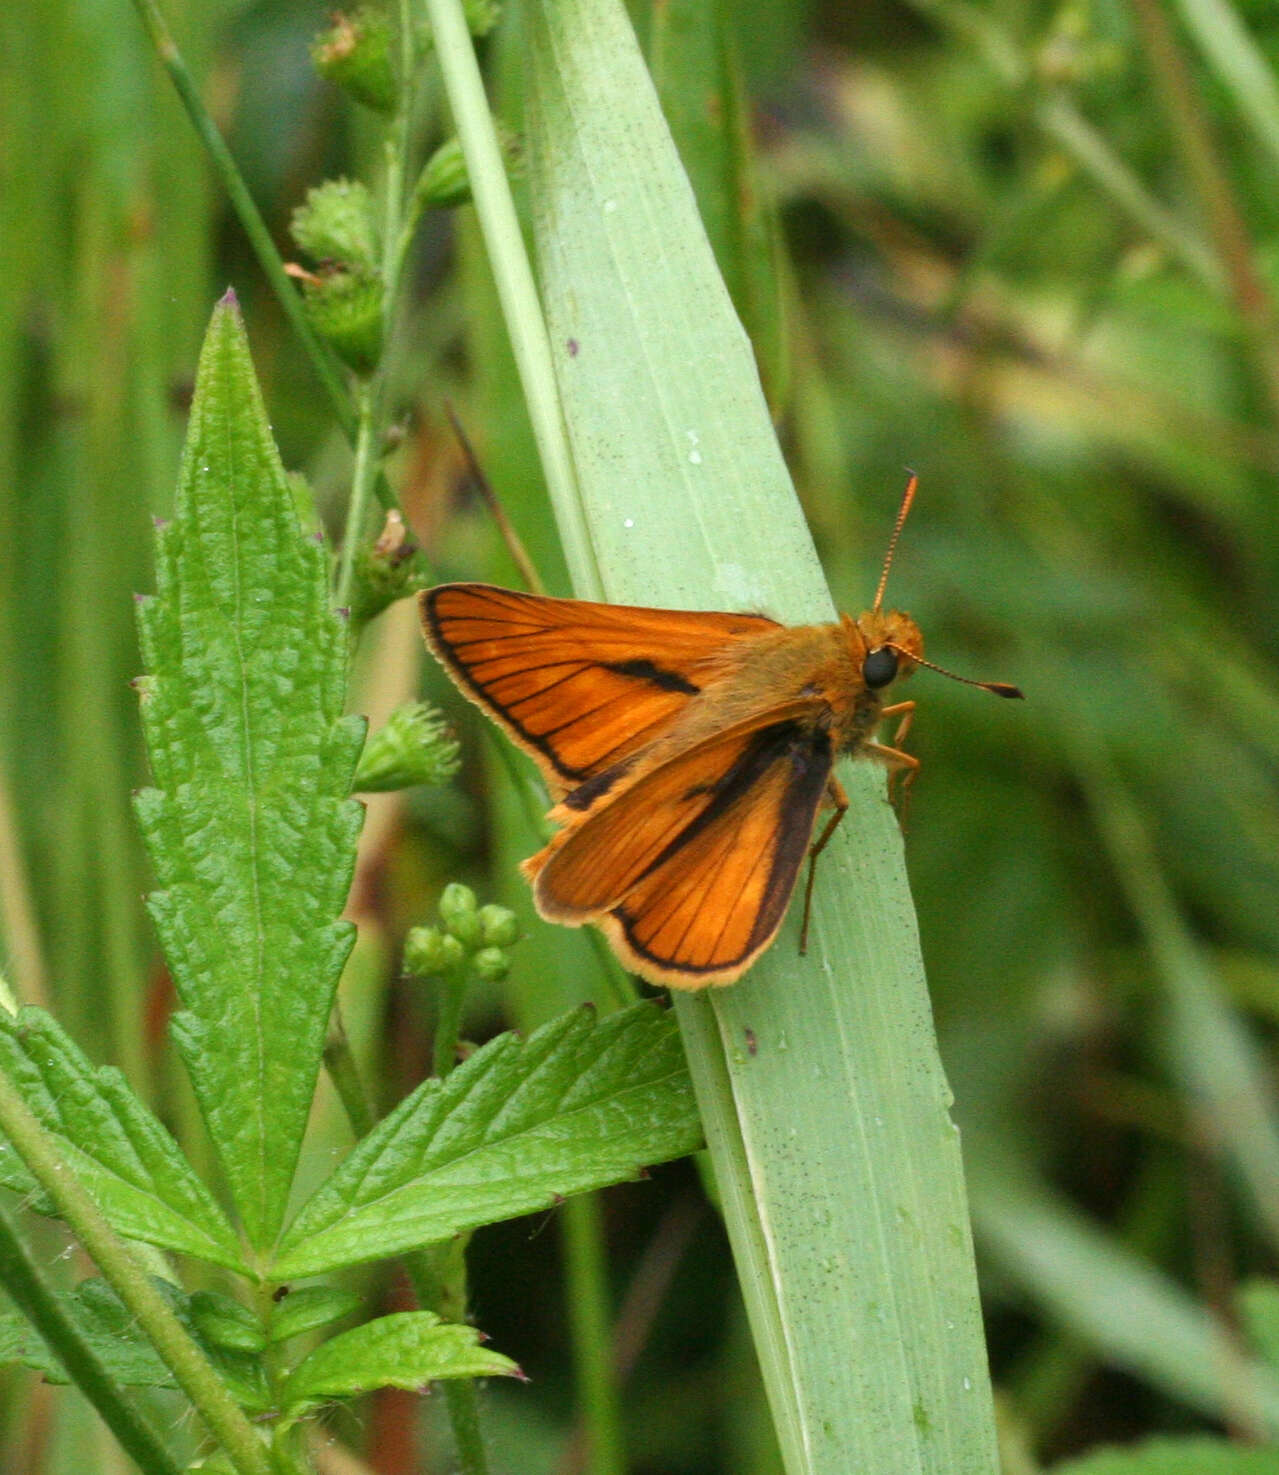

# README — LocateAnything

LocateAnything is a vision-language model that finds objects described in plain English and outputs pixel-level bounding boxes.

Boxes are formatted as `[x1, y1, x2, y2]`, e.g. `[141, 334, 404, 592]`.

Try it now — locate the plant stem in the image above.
[0, 1062, 272, 1475]
[0, 755, 49, 1008]
[128, 0, 355, 438]
[441, 1381, 490, 1475]
[1036, 95, 1220, 291]
[336, 381, 381, 613]
[422, 0, 599, 593]
[432, 972, 469, 1078]
[562, 1195, 625, 1475]
[0, 1199, 184, 1475]
[407, 960, 490, 1475]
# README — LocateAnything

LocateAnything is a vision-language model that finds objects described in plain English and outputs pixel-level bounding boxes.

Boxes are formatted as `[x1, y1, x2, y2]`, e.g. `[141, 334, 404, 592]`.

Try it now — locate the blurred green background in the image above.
[4, 0, 1279, 1471]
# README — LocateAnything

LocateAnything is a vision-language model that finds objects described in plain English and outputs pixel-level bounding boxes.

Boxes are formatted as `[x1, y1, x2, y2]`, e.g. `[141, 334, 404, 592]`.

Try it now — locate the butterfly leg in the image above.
[868, 699, 919, 822]
[799, 777, 849, 956]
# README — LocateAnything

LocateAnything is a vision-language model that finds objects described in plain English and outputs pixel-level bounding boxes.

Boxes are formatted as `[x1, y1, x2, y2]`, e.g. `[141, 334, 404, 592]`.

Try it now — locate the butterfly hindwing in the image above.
[526, 707, 834, 987]
[420, 584, 779, 794]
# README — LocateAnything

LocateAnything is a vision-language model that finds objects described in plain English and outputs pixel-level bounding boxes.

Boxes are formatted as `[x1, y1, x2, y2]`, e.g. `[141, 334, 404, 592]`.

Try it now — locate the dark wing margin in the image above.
[529, 714, 834, 987]
[419, 583, 778, 792]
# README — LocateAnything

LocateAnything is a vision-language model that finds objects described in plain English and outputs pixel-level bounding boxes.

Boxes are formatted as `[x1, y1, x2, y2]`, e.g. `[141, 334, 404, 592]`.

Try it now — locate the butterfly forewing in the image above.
[420, 584, 778, 794]
[529, 710, 834, 986]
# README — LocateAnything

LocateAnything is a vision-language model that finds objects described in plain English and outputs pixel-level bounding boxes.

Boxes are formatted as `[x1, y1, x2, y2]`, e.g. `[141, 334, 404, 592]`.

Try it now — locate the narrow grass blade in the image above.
[1081, 754, 1279, 1252]
[974, 1180, 1279, 1436]
[1174, 0, 1279, 176]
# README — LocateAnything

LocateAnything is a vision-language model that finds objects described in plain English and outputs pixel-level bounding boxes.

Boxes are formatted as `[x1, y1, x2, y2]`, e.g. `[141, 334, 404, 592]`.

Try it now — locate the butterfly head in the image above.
[852, 609, 923, 691]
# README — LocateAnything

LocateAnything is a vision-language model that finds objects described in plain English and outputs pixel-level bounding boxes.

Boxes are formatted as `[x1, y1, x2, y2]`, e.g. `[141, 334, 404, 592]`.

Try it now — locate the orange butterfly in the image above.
[419, 477, 1020, 988]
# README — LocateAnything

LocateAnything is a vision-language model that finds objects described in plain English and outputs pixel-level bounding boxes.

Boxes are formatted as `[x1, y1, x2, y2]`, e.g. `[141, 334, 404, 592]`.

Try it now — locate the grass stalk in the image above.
[128, 0, 358, 442]
[336, 382, 381, 613]
[1077, 748, 1279, 1250]
[1129, 0, 1279, 425]
[421, 0, 599, 594]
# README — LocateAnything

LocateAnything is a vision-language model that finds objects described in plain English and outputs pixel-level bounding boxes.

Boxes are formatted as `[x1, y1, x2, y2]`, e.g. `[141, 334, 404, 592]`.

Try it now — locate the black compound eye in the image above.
[863, 647, 899, 689]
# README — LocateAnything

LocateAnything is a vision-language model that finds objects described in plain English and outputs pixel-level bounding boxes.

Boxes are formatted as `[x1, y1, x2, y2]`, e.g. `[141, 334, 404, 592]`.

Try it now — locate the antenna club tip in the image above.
[989, 683, 1023, 699]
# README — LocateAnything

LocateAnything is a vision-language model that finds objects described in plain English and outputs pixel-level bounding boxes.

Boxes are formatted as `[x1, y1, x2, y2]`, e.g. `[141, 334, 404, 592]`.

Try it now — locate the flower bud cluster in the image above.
[404, 883, 520, 983]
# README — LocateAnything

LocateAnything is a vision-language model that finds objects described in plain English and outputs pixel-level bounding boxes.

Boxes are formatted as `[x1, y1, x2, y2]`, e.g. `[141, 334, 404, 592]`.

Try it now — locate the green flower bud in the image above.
[189, 1291, 267, 1355]
[439, 882, 477, 925]
[472, 945, 511, 983]
[411, 127, 523, 214]
[312, 8, 397, 114]
[354, 701, 459, 793]
[414, 138, 469, 211]
[347, 510, 426, 631]
[477, 903, 519, 948]
[290, 178, 380, 273]
[297, 264, 383, 376]
[440, 882, 482, 948]
[404, 925, 466, 976]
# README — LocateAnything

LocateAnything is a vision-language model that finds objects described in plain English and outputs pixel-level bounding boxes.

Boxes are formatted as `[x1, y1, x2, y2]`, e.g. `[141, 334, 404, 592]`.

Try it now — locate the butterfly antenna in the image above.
[886, 645, 1023, 699]
[872, 471, 919, 614]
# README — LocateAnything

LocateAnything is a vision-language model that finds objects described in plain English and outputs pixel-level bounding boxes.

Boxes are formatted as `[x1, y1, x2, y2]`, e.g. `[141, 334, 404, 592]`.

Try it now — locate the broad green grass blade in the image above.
[135, 295, 366, 1251]
[519, 4, 999, 1471]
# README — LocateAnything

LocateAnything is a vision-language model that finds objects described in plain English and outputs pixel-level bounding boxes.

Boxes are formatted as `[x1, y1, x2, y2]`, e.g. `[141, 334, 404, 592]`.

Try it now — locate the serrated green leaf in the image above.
[134, 294, 366, 1249]
[281, 1310, 518, 1413]
[0, 1278, 173, 1387]
[0, 1275, 269, 1410]
[1050, 1437, 1279, 1474]
[267, 1285, 362, 1344]
[273, 1002, 701, 1277]
[0, 1008, 242, 1270]
[189, 1291, 267, 1354]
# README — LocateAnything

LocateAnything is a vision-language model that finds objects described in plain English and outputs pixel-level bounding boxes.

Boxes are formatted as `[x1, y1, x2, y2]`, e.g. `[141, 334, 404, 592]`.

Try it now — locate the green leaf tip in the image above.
[281, 1310, 520, 1417]
[135, 301, 366, 1249]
